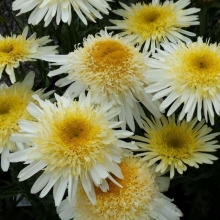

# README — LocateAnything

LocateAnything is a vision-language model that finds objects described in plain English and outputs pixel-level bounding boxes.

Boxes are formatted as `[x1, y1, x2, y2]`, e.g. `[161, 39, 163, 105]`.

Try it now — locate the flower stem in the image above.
[200, 6, 208, 36]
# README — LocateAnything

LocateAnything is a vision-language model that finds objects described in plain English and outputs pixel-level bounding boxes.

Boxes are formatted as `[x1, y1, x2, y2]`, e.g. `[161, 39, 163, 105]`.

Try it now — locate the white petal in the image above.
[1, 147, 10, 172]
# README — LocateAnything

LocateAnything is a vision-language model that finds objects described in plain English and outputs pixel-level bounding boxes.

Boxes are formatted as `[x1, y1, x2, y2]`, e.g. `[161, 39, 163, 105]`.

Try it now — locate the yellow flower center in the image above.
[149, 121, 198, 159]
[0, 43, 13, 53]
[57, 115, 104, 157]
[0, 85, 34, 149]
[125, 3, 177, 40]
[0, 105, 10, 115]
[168, 42, 220, 98]
[166, 136, 182, 149]
[74, 157, 158, 219]
[34, 103, 115, 177]
[0, 37, 29, 65]
[92, 40, 132, 72]
[72, 37, 147, 98]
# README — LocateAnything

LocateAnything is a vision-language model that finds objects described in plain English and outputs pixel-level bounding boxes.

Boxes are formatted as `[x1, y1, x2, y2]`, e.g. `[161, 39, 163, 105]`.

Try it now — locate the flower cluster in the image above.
[0, 0, 220, 219]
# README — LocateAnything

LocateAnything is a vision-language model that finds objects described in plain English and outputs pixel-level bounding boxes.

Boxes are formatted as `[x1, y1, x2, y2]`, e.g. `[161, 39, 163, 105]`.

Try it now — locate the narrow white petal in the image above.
[19, 161, 47, 181]
[54, 177, 69, 206]
[1, 148, 10, 172]
[40, 175, 61, 198]
[31, 172, 51, 193]
[9, 148, 32, 162]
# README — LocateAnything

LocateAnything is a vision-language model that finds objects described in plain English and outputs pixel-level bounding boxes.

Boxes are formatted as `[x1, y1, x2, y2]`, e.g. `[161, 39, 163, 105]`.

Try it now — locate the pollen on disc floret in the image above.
[9, 92, 137, 206]
[132, 114, 220, 178]
[45, 29, 161, 131]
[108, 0, 200, 53]
[0, 72, 53, 172]
[0, 26, 57, 83]
[57, 157, 183, 220]
[145, 37, 220, 125]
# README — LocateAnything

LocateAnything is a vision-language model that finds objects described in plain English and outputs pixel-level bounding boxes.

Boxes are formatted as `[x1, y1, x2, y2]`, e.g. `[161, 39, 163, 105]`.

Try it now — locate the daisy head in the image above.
[9, 92, 137, 206]
[132, 115, 220, 178]
[45, 29, 161, 131]
[146, 37, 220, 125]
[0, 72, 53, 172]
[12, 0, 112, 26]
[57, 157, 183, 220]
[0, 26, 57, 83]
[108, 0, 200, 53]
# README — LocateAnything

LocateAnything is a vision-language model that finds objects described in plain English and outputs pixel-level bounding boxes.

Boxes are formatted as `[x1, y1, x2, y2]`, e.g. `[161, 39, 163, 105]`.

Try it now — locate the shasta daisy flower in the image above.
[145, 38, 220, 125]
[108, 0, 200, 53]
[132, 115, 220, 178]
[0, 26, 57, 83]
[57, 157, 182, 220]
[9, 93, 137, 206]
[0, 72, 53, 172]
[12, 0, 112, 26]
[44, 30, 161, 131]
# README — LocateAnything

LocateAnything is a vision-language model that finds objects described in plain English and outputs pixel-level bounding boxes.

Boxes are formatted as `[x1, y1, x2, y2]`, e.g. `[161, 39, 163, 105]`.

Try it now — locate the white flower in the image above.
[44, 30, 161, 131]
[57, 157, 183, 220]
[9, 92, 137, 206]
[12, 0, 112, 26]
[145, 37, 220, 125]
[108, 0, 200, 53]
[0, 26, 57, 83]
[132, 115, 220, 178]
[0, 72, 53, 171]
